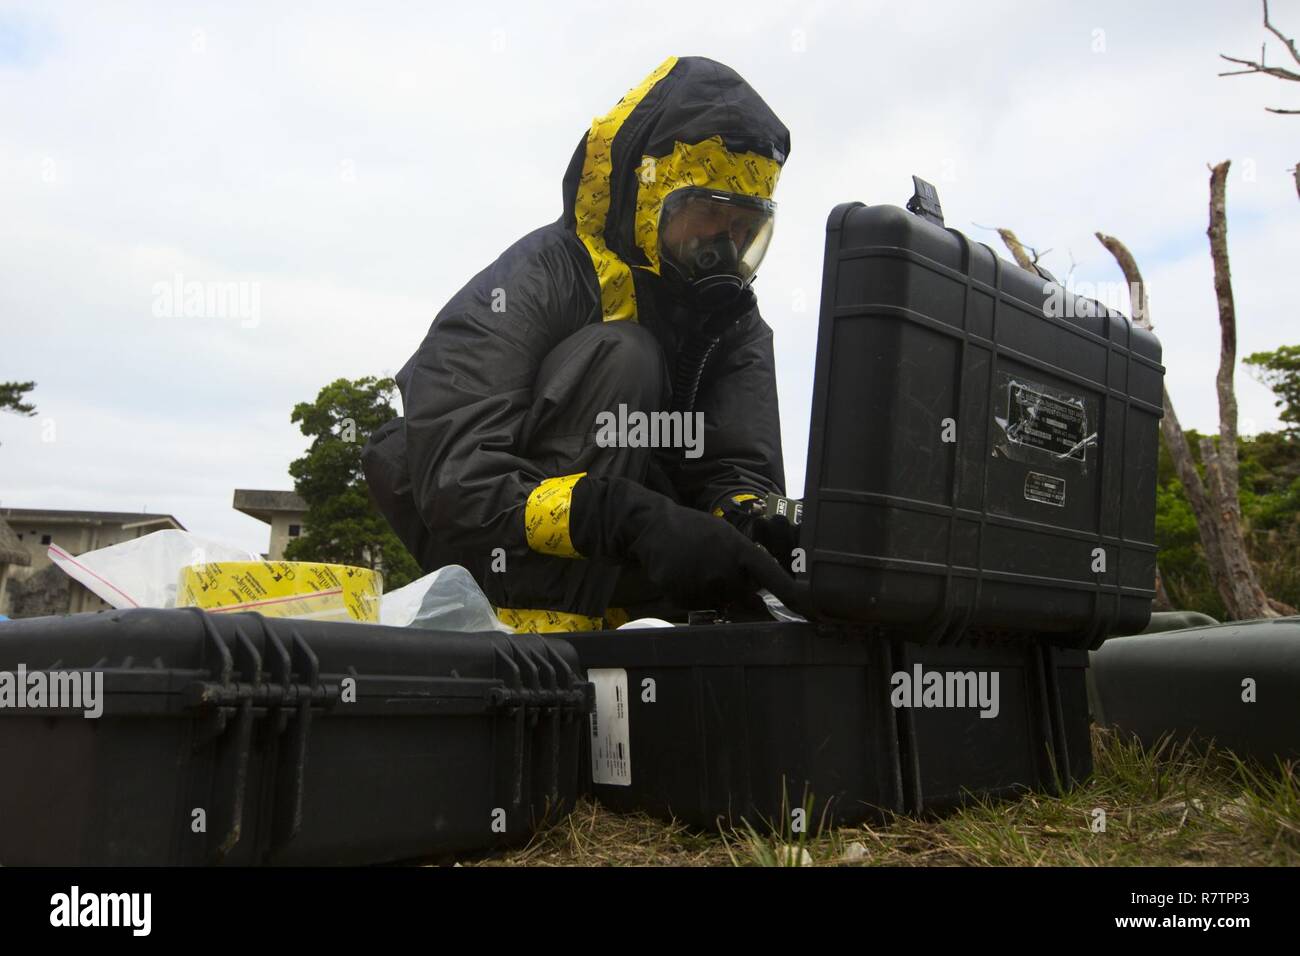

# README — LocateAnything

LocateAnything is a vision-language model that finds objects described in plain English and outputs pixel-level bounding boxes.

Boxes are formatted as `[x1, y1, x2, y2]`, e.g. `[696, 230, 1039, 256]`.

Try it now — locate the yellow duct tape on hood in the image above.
[177, 560, 382, 623]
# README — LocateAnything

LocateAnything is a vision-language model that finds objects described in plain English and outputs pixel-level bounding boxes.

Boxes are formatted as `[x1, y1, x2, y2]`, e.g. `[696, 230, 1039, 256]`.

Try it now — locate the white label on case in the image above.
[588, 668, 631, 786]
[1024, 470, 1067, 507]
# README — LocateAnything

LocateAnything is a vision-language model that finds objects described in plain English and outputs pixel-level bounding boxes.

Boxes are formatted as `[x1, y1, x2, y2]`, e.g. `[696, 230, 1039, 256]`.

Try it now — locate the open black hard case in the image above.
[799, 202, 1163, 649]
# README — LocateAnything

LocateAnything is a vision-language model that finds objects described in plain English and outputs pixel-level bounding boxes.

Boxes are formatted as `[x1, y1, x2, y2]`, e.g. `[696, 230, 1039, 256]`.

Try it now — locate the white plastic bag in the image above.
[379, 565, 513, 632]
[50, 530, 513, 634]
[47, 529, 259, 610]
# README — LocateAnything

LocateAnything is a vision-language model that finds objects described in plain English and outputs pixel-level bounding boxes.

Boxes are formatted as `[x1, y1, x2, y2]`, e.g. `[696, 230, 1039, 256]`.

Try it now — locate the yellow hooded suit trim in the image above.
[632, 136, 782, 276]
[572, 57, 783, 323]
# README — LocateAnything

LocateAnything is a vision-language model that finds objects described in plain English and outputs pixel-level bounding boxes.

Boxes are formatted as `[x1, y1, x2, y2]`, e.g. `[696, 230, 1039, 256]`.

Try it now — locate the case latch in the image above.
[906, 175, 945, 226]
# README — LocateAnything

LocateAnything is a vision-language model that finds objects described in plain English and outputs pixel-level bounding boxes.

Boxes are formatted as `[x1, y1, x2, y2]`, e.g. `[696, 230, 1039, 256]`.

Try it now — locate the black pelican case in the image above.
[0, 607, 592, 866]
[1089, 617, 1300, 764]
[559, 621, 1092, 829]
[799, 199, 1164, 649]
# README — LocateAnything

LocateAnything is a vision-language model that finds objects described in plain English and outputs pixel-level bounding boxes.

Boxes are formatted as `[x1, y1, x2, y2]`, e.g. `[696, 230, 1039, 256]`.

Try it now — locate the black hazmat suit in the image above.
[362, 56, 793, 632]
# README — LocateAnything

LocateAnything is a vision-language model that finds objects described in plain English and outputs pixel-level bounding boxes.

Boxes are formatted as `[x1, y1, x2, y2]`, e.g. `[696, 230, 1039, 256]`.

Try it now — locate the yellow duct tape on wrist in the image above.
[712, 492, 761, 518]
[525, 472, 587, 557]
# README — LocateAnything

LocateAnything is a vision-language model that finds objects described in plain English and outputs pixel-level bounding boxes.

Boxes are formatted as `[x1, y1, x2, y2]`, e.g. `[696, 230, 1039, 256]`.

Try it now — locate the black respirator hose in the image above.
[667, 286, 755, 414]
[671, 329, 722, 414]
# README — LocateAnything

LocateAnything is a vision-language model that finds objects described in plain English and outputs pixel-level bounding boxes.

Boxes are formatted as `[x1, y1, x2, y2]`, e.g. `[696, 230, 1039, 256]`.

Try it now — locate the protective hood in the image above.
[561, 56, 790, 323]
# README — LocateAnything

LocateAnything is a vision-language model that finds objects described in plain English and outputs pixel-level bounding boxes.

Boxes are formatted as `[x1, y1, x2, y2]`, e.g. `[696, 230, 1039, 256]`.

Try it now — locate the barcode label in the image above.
[588, 668, 632, 787]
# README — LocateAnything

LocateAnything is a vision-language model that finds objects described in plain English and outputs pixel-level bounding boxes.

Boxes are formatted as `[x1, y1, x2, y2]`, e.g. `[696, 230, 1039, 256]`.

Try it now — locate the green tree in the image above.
[1244, 345, 1300, 433]
[284, 376, 421, 590]
[0, 381, 36, 447]
[1, 381, 36, 416]
[1154, 424, 1300, 616]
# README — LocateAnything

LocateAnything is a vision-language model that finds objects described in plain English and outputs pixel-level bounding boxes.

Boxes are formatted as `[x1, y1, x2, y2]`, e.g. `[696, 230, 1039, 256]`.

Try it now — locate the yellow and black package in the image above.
[177, 560, 382, 623]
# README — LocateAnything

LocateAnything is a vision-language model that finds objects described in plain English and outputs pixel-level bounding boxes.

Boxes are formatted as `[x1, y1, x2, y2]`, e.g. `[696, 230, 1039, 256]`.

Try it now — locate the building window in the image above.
[288, 524, 301, 538]
[40, 534, 52, 545]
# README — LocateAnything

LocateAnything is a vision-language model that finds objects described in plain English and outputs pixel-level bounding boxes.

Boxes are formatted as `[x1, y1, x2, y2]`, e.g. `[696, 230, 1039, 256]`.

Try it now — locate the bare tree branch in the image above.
[1217, 53, 1300, 82]
[1219, 0, 1300, 115]
[995, 228, 1035, 271]
[1095, 232, 1150, 326]
[974, 223, 1052, 272]
[1263, 0, 1300, 66]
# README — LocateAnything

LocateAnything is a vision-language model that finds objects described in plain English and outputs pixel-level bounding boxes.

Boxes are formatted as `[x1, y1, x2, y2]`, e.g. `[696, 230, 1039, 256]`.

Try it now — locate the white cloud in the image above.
[2, 0, 1296, 545]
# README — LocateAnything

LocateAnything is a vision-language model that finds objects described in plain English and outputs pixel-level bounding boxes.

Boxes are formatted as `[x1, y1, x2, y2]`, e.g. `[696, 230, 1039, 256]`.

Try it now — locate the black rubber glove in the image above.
[715, 494, 800, 575]
[570, 475, 801, 611]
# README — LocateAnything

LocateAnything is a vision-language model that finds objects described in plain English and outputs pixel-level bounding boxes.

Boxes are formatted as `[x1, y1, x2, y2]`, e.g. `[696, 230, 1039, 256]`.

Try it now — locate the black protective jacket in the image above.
[363, 56, 790, 616]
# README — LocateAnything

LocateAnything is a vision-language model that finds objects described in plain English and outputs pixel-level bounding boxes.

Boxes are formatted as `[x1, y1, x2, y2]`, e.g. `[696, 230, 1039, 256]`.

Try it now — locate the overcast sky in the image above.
[2, 0, 1296, 554]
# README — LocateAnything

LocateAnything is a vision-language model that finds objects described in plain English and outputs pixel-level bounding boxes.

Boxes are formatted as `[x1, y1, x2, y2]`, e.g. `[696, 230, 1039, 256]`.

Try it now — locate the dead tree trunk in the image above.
[1203, 160, 1286, 618]
[1089, 162, 1287, 620]
[1153, 566, 1174, 612]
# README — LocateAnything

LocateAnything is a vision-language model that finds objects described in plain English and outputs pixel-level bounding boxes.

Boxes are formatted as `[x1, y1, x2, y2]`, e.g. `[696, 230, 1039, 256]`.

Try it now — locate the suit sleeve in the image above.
[399, 241, 591, 563]
[672, 307, 787, 514]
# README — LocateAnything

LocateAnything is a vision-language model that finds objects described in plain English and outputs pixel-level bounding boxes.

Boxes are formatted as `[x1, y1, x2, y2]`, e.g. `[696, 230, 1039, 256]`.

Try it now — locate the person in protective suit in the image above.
[363, 56, 800, 633]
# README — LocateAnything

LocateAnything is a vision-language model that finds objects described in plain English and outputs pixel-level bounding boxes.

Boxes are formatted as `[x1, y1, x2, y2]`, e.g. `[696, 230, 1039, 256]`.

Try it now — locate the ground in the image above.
[459, 728, 1300, 867]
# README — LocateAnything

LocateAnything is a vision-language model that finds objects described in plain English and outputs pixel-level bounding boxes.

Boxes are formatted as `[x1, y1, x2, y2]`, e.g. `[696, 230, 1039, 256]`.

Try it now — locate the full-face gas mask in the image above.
[656, 187, 776, 314]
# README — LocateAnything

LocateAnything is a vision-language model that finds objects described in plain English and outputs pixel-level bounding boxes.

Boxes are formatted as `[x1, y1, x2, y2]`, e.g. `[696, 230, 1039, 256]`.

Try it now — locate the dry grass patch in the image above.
[458, 727, 1300, 867]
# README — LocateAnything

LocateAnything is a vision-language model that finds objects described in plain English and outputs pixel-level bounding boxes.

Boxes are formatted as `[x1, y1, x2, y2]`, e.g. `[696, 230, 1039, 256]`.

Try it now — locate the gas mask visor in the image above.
[657, 187, 776, 311]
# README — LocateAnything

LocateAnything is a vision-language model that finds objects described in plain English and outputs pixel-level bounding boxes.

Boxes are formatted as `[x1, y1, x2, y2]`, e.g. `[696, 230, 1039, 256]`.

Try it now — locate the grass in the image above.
[459, 727, 1300, 867]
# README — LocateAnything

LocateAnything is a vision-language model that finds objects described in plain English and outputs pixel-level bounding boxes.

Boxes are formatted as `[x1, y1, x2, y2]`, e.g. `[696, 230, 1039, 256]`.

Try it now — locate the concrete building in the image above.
[233, 489, 307, 560]
[0, 507, 185, 616]
[0, 517, 32, 617]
